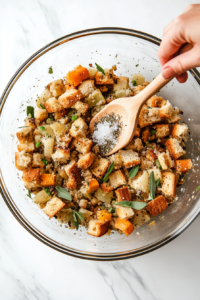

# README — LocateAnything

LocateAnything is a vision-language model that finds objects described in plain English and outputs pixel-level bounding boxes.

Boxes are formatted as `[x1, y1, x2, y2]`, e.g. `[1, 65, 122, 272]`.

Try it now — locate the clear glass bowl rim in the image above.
[0, 27, 200, 261]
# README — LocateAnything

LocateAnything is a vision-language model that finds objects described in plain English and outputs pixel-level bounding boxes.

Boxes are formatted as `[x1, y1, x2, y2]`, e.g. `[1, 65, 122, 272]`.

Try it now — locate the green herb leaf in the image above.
[156, 178, 160, 187]
[147, 106, 152, 109]
[40, 104, 45, 109]
[137, 194, 144, 200]
[56, 186, 72, 201]
[97, 178, 103, 184]
[151, 129, 156, 135]
[95, 63, 105, 75]
[40, 126, 45, 131]
[86, 180, 89, 186]
[156, 159, 162, 170]
[45, 188, 51, 196]
[103, 162, 114, 182]
[100, 204, 106, 209]
[149, 171, 156, 200]
[196, 186, 200, 192]
[18, 126, 29, 129]
[27, 190, 31, 198]
[129, 165, 139, 178]
[72, 115, 78, 121]
[27, 106, 34, 118]
[42, 158, 48, 166]
[115, 201, 147, 210]
[48, 113, 54, 120]
[48, 66, 53, 74]
[36, 142, 41, 148]
[132, 80, 137, 86]
[145, 142, 149, 146]
[73, 211, 85, 230]
[108, 207, 115, 213]
[136, 64, 139, 67]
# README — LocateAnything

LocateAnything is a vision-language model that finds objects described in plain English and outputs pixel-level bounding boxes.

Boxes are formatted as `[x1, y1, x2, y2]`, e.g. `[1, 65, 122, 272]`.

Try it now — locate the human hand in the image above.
[158, 4, 200, 83]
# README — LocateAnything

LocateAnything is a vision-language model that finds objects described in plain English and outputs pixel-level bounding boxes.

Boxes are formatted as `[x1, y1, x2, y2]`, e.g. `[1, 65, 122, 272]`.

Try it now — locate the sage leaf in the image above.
[129, 165, 139, 178]
[196, 186, 200, 192]
[115, 201, 147, 210]
[56, 186, 72, 201]
[103, 162, 114, 182]
[95, 63, 105, 75]
[156, 178, 160, 187]
[149, 171, 156, 200]
[27, 106, 34, 118]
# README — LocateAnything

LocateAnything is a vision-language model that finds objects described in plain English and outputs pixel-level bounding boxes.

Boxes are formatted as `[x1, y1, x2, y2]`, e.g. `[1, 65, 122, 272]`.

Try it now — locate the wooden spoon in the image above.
[89, 44, 192, 156]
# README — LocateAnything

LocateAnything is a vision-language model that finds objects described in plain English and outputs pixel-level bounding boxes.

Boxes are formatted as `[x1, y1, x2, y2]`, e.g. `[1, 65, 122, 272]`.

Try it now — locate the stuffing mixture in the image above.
[15, 64, 192, 237]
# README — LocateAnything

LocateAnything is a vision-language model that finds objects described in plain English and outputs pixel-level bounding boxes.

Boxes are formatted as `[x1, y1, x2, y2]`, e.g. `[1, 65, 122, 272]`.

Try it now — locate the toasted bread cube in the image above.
[138, 106, 162, 128]
[147, 149, 158, 162]
[115, 186, 131, 202]
[115, 218, 134, 236]
[95, 70, 114, 85]
[35, 108, 48, 122]
[87, 220, 110, 237]
[172, 123, 189, 142]
[69, 117, 88, 138]
[97, 210, 112, 222]
[41, 137, 54, 157]
[133, 209, 150, 226]
[16, 127, 33, 144]
[24, 118, 36, 129]
[159, 100, 173, 118]
[113, 76, 129, 91]
[119, 150, 140, 168]
[79, 199, 88, 209]
[52, 147, 70, 163]
[108, 153, 123, 170]
[168, 108, 181, 123]
[78, 80, 95, 97]
[58, 89, 82, 109]
[94, 188, 113, 204]
[17, 142, 34, 153]
[86, 179, 99, 193]
[101, 182, 113, 193]
[147, 195, 168, 217]
[50, 122, 68, 137]
[75, 137, 93, 154]
[140, 157, 154, 170]
[44, 97, 64, 113]
[155, 124, 170, 138]
[59, 133, 72, 147]
[15, 151, 32, 171]
[91, 157, 110, 178]
[33, 189, 51, 204]
[133, 85, 145, 95]
[125, 138, 143, 151]
[142, 127, 150, 143]
[36, 88, 51, 108]
[49, 79, 65, 97]
[72, 101, 89, 114]
[54, 109, 68, 120]
[22, 168, 41, 188]
[85, 89, 106, 107]
[147, 169, 162, 182]
[67, 177, 77, 190]
[67, 65, 90, 86]
[65, 161, 80, 179]
[43, 196, 65, 218]
[146, 95, 163, 108]
[79, 208, 93, 222]
[165, 138, 186, 160]
[129, 171, 149, 193]
[162, 171, 176, 198]
[115, 205, 134, 220]
[81, 169, 93, 180]
[158, 151, 174, 170]
[109, 170, 126, 189]
[77, 152, 95, 169]
[32, 153, 44, 168]
[40, 174, 55, 186]
[134, 127, 141, 137]
[175, 159, 192, 174]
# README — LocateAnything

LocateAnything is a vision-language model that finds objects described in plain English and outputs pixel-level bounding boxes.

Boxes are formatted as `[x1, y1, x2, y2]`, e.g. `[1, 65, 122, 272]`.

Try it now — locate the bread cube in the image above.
[87, 220, 110, 237]
[134, 127, 141, 137]
[58, 89, 82, 108]
[52, 146, 70, 163]
[146, 149, 158, 162]
[65, 160, 80, 179]
[133, 209, 150, 226]
[85, 89, 106, 107]
[125, 138, 143, 151]
[17, 142, 34, 153]
[147, 195, 168, 216]
[94, 188, 113, 204]
[59, 133, 72, 147]
[155, 124, 170, 138]
[25, 118, 36, 129]
[113, 76, 129, 91]
[146, 95, 163, 108]
[79, 199, 88, 209]
[157, 151, 174, 170]
[77, 152, 95, 169]
[138, 106, 162, 128]
[91, 157, 110, 178]
[15, 151, 32, 171]
[119, 149, 140, 168]
[95, 70, 114, 85]
[108, 153, 123, 170]
[36, 88, 51, 108]
[165, 138, 186, 160]
[115, 205, 134, 220]
[142, 127, 150, 143]
[97, 210, 112, 222]
[53, 109, 68, 121]
[140, 157, 154, 170]
[109, 170, 127, 189]
[172, 123, 189, 142]
[32, 153, 44, 168]
[72, 101, 89, 114]
[49, 79, 65, 97]
[22, 168, 41, 189]
[16, 127, 33, 144]
[33, 189, 51, 204]
[168, 108, 182, 123]
[43, 196, 65, 218]
[161, 171, 176, 198]
[147, 169, 162, 182]
[160, 100, 173, 118]
[50, 122, 68, 137]
[75, 137, 93, 154]
[114, 218, 134, 236]
[78, 80, 95, 97]
[101, 182, 113, 193]
[45, 97, 64, 113]
[35, 108, 48, 122]
[129, 171, 149, 193]
[69, 117, 88, 138]
[41, 137, 54, 157]
[175, 159, 192, 174]
[115, 186, 131, 202]
[81, 169, 93, 180]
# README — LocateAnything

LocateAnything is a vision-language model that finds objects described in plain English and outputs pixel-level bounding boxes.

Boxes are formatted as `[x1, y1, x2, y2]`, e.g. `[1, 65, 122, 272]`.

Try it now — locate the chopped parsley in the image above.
[132, 80, 137, 86]
[40, 104, 45, 109]
[42, 158, 48, 166]
[48, 66, 53, 74]
[36, 142, 41, 148]
[147, 106, 152, 109]
[45, 188, 51, 196]
[95, 63, 105, 75]
[40, 126, 45, 131]
[135, 64, 139, 67]
[27, 190, 31, 198]
[72, 115, 78, 121]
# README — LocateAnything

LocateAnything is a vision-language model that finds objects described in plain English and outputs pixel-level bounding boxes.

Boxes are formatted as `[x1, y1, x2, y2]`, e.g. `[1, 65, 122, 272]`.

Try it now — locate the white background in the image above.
[0, 1, 200, 299]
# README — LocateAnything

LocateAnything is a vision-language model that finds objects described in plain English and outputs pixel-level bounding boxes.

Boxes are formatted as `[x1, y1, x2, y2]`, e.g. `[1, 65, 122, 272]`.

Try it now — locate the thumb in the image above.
[162, 46, 200, 79]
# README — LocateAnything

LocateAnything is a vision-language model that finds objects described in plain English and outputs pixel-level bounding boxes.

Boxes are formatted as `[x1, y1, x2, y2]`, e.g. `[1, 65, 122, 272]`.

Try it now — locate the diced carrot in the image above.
[87, 179, 99, 193]
[40, 174, 55, 186]
[175, 159, 192, 174]
[97, 210, 112, 222]
[67, 65, 90, 86]
[142, 127, 150, 143]
[115, 218, 134, 236]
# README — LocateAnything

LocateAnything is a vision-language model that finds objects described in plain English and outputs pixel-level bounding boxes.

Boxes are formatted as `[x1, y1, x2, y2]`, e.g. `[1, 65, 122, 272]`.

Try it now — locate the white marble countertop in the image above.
[0, 1, 200, 299]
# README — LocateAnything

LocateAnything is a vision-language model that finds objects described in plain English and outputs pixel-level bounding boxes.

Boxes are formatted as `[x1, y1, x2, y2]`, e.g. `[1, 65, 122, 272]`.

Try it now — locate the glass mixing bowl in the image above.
[0, 28, 200, 260]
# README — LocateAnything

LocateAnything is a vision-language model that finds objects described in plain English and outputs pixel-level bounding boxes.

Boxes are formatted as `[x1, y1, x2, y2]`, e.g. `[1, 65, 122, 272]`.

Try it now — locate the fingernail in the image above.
[162, 66, 175, 79]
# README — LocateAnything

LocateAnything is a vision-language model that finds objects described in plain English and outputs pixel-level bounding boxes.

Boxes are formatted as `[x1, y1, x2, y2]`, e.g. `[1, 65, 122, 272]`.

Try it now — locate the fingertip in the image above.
[176, 72, 188, 83]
